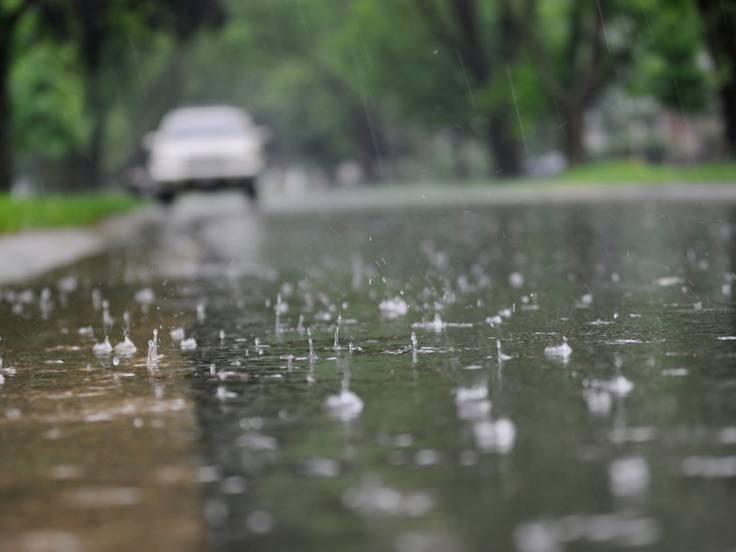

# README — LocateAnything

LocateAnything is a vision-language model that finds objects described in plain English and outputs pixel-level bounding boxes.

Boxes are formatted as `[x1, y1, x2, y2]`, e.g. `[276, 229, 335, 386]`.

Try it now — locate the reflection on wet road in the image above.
[2, 192, 736, 551]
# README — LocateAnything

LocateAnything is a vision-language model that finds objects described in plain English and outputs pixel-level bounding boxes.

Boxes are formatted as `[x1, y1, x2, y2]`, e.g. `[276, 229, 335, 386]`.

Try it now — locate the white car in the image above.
[142, 105, 267, 203]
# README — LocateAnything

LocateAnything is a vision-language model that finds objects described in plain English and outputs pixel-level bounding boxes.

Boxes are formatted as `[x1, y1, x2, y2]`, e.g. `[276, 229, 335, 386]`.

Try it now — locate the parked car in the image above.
[140, 105, 267, 204]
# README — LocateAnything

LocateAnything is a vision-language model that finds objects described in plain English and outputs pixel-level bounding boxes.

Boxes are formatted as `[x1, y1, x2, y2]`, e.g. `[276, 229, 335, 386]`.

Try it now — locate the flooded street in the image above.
[3, 192, 736, 551]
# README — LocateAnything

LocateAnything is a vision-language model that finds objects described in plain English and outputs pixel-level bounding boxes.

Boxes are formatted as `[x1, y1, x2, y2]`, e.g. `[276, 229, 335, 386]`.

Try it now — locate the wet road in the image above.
[2, 192, 736, 551]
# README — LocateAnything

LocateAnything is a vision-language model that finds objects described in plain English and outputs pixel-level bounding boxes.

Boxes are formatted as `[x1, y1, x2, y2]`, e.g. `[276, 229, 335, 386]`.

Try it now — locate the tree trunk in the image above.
[80, 70, 107, 188]
[719, 80, 736, 157]
[84, 113, 105, 187]
[78, 4, 107, 188]
[488, 113, 522, 177]
[562, 104, 586, 166]
[451, 133, 469, 179]
[694, 0, 736, 156]
[351, 104, 386, 184]
[0, 29, 12, 192]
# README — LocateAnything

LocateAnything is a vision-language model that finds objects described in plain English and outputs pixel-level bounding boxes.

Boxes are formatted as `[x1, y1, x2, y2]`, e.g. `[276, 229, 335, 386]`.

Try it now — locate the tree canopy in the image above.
[0, 0, 730, 190]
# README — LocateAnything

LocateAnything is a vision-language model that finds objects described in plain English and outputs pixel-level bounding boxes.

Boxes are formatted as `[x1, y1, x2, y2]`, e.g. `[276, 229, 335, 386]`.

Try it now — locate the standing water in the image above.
[2, 198, 736, 551]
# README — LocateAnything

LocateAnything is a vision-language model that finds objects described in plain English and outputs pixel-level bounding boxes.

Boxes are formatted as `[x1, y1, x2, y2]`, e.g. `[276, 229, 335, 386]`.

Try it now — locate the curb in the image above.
[0, 206, 158, 285]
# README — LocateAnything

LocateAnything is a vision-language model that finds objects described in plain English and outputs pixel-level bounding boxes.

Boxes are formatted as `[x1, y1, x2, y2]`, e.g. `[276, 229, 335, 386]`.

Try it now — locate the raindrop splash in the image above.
[93, 337, 113, 356]
[544, 337, 572, 361]
[333, 315, 342, 351]
[147, 329, 159, 371]
[308, 327, 317, 362]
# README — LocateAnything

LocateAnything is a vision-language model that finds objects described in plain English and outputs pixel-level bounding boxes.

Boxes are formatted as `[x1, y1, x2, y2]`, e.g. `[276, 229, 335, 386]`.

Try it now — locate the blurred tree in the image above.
[632, 0, 710, 114]
[527, 0, 636, 166]
[694, 0, 736, 156]
[333, 1, 480, 177]
[0, 0, 39, 191]
[178, 0, 394, 181]
[11, 42, 90, 180]
[1, 0, 727, 190]
[0, 0, 224, 191]
[411, 0, 532, 176]
[59, 0, 225, 186]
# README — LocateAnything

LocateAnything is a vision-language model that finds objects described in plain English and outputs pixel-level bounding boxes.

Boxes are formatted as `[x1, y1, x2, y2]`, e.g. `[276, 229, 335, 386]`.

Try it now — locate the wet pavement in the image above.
[2, 192, 736, 551]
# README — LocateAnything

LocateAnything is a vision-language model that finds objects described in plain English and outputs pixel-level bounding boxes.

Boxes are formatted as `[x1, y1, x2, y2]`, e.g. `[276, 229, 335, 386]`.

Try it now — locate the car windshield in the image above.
[161, 110, 249, 139]
[163, 124, 243, 138]
[162, 120, 245, 138]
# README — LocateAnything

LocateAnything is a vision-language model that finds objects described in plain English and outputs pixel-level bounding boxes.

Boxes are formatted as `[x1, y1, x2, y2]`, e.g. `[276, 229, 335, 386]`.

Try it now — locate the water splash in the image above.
[324, 359, 363, 421]
[589, 375, 634, 396]
[514, 513, 660, 551]
[411, 313, 446, 332]
[40, 288, 52, 319]
[609, 456, 650, 497]
[379, 296, 408, 318]
[307, 327, 317, 361]
[333, 315, 342, 351]
[147, 329, 159, 370]
[170, 327, 185, 342]
[274, 294, 286, 334]
[181, 337, 197, 351]
[93, 337, 113, 356]
[472, 418, 516, 453]
[455, 382, 515, 453]
[324, 389, 363, 421]
[582, 388, 613, 416]
[496, 339, 512, 363]
[486, 315, 503, 327]
[275, 293, 288, 314]
[343, 477, 433, 516]
[114, 336, 137, 357]
[134, 288, 155, 306]
[102, 300, 113, 331]
[509, 272, 525, 288]
[544, 337, 572, 361]
[114, 312, 137, 357]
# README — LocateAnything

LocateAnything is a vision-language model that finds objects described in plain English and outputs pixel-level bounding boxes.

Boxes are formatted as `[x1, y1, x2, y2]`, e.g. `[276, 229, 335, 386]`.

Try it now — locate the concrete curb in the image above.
[263, 183, 736, 213]
[0, 206, 158, 285]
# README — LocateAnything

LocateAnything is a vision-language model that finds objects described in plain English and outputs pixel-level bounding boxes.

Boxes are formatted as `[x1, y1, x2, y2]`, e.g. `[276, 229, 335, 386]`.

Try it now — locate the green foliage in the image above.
[1, 0, 730, 187]
[0, 193, 143, 233]
[10, 43, 89, 160]
[552, 159, 736, 184]
[630, 0, 711, 112]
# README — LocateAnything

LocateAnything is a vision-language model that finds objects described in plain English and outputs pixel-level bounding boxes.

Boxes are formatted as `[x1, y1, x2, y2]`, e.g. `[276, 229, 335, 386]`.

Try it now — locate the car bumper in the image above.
[148, 158, 264, 183]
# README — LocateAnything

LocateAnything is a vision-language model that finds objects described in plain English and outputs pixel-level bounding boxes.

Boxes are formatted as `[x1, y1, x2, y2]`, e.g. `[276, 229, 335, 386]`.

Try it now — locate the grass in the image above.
[548, 160, 736, 184]
[0, 193, 144, 234]
[394, 160, 736, 189]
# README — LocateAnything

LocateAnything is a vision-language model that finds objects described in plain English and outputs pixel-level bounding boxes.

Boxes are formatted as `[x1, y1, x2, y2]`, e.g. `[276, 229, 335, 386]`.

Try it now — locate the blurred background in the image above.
[0, 0, 735, 195]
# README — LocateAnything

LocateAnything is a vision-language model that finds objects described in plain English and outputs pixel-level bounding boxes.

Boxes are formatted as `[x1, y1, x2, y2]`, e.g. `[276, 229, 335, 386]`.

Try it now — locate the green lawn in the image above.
[0, 193, 144, 234]
[549, 160, 736, 184]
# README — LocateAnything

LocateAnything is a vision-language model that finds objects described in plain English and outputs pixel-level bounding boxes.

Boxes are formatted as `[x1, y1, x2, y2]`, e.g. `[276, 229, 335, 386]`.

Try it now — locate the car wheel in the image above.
[244, 179, 258, 202]
[157, 191, 176, 206]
